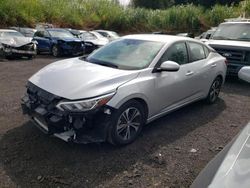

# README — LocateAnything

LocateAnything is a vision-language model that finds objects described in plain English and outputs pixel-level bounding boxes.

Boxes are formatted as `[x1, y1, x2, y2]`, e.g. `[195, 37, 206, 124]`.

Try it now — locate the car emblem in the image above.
[222, 53, 232, 58]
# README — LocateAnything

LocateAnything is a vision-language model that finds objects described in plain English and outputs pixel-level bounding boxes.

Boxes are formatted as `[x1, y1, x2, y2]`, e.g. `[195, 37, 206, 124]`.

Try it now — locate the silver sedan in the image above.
[22, 34, 227, 145]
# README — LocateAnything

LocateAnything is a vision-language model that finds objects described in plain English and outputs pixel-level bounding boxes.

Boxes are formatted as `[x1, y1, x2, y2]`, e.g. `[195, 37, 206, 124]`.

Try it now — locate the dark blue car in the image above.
[33, 28, 85, 57]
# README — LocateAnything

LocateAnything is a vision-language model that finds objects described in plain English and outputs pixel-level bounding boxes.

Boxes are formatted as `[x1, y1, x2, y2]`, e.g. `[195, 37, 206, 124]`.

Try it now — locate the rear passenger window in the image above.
[160, 42, 188, 65]
[188, 42, 206, 62]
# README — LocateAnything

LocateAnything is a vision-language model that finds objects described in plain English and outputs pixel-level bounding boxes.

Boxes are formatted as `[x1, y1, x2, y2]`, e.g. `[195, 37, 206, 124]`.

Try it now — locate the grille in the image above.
[67, 42, 82, 50]
[27, 82, 61, 109]
[212, 47, 250, 65]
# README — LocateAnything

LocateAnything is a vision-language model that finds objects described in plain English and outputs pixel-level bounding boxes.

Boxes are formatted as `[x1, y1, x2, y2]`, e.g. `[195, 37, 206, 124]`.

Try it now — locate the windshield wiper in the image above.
[235, 38, 250, 41]
[212, 36, 232, 40]
[83, 57, 118, 68]
[97, 62, 118, 68]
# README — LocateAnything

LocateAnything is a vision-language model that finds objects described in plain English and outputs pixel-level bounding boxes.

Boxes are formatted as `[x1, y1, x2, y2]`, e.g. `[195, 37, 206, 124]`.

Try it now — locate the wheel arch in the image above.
[109, 94, 150, 120]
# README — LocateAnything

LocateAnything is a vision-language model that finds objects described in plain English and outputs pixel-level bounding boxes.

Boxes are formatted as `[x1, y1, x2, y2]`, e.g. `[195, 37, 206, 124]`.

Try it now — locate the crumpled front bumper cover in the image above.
[21, 84, 114, 144]
[2, 43, 37, 56]
[4, 48, 36, 55]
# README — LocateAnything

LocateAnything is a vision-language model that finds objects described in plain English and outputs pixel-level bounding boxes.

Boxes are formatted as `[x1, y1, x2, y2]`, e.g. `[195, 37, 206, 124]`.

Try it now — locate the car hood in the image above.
[85, 38, 109, 46]
[29, 58, 139, 100]
[207, 40, 250, 49]
[0, 36, 33, 47]
[208, 122, 250, 188]
[51, 37, 82, 42]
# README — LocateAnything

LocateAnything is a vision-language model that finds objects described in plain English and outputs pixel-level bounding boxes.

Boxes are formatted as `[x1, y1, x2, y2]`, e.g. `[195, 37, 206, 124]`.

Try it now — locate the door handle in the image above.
[186, 71, 194, 76]
[211, 63, 217, 68]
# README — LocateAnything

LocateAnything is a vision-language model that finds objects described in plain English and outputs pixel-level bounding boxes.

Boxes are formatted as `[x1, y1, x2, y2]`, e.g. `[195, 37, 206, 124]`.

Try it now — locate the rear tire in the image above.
[206, 77, 222, 104]
[108, 100, 146, 146]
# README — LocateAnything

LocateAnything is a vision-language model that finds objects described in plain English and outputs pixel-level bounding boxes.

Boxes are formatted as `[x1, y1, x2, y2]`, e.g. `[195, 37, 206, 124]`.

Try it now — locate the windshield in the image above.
[109, 31, 119, 38]
[212, 23, 250, 41]
[91, 31, 106, 39]
[85, 39, 164, 70]
[80, 32, 97, 40]
[48, 30, 74, 38]
[1, 31, 24, 37]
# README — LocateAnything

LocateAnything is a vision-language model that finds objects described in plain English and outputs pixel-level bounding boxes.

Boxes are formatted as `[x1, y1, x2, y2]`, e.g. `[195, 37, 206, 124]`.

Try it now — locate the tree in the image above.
[132, 0, 241, 9]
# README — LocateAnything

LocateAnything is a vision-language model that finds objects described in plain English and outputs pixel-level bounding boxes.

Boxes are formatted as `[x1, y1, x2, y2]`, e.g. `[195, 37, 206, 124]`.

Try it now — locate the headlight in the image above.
[56, 93, 115, 112]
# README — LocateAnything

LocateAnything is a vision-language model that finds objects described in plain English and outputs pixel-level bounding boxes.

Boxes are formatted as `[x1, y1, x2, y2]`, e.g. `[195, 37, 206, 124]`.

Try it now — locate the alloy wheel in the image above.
[209, 79, 221, 102]
[52, 46, 59, 57]
[116, 107, 141, 141]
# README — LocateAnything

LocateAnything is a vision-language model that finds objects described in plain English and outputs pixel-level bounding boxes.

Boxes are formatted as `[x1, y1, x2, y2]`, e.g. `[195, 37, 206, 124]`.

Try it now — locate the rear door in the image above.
[186, 41, 216, 97]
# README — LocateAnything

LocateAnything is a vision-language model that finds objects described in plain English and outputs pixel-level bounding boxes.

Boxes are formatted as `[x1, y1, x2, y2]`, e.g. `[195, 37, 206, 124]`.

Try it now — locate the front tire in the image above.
[108, 100, 146, 146]
[52, 45, 60, 57]
[206, 77, 222, 104]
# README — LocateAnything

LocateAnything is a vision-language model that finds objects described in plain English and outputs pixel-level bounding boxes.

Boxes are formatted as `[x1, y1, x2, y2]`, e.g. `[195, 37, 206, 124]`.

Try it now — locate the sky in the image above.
[119, 0, 130, 6]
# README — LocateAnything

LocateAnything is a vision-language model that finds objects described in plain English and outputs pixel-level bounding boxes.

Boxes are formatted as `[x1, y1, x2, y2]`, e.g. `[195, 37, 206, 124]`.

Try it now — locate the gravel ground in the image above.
[0, 56, 249, 188]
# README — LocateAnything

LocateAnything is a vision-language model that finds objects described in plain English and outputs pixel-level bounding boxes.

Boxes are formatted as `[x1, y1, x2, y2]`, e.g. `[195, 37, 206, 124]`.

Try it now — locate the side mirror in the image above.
[154, 61, 180, 72]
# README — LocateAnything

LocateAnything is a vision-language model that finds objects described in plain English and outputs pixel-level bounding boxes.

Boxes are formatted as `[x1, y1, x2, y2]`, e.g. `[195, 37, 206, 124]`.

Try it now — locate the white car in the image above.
[22, 34, 227, 145]
[79, 30, 109, 47]
[94, 30, 120, 41]
[0, 29, 37, 59]
[238, 66, 250, 83]
[191, 122, 250, 188]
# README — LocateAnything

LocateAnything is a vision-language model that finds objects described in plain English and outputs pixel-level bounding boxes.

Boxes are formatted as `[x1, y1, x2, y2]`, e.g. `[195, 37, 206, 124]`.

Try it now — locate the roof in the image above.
[122, 34, 197, 44]
[222, 18, 250, 24]
[94, 30, 116, 33]
[222, 21, 250, 24]
[0, 29, 18, 32]
[46, 28, 68, 31]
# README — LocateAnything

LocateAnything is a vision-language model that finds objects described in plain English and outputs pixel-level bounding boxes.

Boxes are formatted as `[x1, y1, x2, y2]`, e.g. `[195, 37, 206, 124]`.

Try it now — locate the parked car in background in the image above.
[67, 29, 98, 54]
[238, 66, 250, 83]
[196, 27, 217, 43]
[191, 122, 250, 188]
[207, 18, 250, 76]
[22, 34, 227, 145]
[9, 27, 37, 37]
[0, 29, 37, 59]
[33, 28, 85, 57]
[176, 33, 194, 38]
[94, 30, 120, 41]
[35, 23, 54, 30]
[79, 31, 109, 47]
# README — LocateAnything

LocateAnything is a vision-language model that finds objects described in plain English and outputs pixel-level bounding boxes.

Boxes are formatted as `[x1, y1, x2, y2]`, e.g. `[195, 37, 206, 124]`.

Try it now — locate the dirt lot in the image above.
[0, 56, 249, 188]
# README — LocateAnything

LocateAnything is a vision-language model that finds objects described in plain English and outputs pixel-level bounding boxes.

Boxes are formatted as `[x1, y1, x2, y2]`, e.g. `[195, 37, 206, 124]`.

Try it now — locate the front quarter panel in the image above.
[107, 68, 156, 118]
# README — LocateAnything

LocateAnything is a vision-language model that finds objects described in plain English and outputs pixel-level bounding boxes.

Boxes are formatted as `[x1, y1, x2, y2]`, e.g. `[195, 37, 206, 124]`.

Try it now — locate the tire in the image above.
[108, 100, 146, 146]
[206, 77, 222, 104]
[52, 45, 60, 57]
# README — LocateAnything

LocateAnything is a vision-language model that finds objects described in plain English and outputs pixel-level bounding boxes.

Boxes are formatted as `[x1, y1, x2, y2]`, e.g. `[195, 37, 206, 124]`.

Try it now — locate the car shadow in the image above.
[0, 99, 226, 188]
[223, 77, 250, 97]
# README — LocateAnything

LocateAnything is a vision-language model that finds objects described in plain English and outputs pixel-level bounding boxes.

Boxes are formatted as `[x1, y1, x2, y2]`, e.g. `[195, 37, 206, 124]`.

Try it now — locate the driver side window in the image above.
[159, 42, 188, 65]
[34, 31, 44, 37]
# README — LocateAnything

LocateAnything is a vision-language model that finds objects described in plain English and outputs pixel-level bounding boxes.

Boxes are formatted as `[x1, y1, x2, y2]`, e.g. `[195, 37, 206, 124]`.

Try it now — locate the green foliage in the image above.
[205, 4, 240, 26]
[0, 0, 244, 33]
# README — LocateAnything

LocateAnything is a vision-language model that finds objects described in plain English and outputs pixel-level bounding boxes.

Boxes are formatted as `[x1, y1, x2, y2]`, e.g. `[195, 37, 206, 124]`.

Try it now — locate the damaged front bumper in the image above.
[2, 43, 37, 56]
[21, 82, 114, 144]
